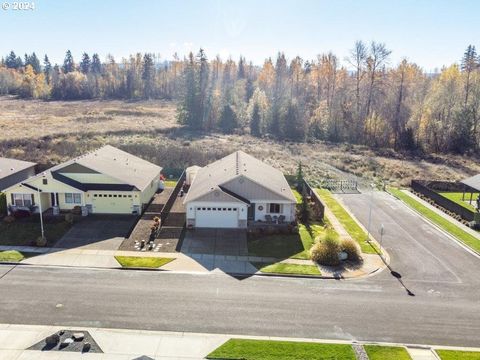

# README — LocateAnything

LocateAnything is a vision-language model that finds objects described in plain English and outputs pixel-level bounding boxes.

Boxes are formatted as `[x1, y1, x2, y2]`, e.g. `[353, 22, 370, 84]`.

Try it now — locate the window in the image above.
[13, 193, 33, 207]
[42, 179, 48, 185]
[269, 203, 281, 214]
[65, 193, 81, 204]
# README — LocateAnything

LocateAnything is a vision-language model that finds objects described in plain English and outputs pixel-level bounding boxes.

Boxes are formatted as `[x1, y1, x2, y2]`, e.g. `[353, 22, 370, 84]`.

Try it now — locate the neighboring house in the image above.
[0, 158, 36, 192]
[184, 151, 296, 229]
[4, 145, 162, 215]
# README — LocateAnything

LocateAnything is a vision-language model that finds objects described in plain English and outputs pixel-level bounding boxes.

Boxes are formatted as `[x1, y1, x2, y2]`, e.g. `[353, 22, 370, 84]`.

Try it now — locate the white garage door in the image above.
[91, 194, 134, 214]
[195, 206, 238, 228]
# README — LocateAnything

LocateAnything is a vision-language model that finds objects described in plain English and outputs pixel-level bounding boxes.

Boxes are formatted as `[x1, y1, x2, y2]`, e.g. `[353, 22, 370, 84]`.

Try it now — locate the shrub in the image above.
[310, 235, 341, 266]
[0, 192, 6, 216]
[341, 239, 362, 262]
[65, 213, 74, 224]
[3, 216, 15, 223]
[36, 236, 47, 247]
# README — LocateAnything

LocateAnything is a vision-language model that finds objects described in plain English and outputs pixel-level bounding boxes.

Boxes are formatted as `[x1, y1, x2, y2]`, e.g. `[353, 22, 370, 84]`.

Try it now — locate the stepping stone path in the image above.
[352, 343, 369, 360]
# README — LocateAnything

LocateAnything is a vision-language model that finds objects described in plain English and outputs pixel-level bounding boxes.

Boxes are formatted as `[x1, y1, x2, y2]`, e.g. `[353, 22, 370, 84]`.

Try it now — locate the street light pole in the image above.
[366, 183, 374, 241]
[37, 188, 45, 240]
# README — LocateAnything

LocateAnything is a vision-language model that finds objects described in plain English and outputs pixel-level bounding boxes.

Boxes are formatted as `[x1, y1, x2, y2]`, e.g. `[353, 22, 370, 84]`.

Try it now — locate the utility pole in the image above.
[37, 188, 45, 240]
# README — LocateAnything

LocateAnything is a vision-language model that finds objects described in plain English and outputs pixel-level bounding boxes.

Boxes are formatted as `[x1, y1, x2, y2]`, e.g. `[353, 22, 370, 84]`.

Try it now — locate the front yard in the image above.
[436, 350, 480, 360]
[252, 262, 321, 276]
[115, 256, 174, 268]
[364, 345, 412, 360]
[0, 220, 71, 247]
[207, 339, 356, 360]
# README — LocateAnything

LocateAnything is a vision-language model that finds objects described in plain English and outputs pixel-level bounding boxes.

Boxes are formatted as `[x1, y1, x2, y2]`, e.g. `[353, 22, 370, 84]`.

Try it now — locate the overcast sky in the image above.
[1, 0, 478, 72]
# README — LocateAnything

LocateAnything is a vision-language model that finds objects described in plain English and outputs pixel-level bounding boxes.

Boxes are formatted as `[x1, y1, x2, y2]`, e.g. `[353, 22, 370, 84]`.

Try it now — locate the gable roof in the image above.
[461, 174, 480, 192]
[5, 145, 161, 192]
[184, 150, 295, 203]
[0, 158, 36, 180]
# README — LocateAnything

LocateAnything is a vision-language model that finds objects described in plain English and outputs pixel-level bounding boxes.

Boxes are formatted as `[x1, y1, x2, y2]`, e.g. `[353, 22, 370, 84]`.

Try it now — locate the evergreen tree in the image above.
[24, 52, 41, 73]
[79, 53, 91, 74]
[461, 45, 478, 106]
[218, 104, 237, 133]
[177, 52, 197, 127]
[62, 50, 75, 73]
[237, 56, 246, 79]
[5, 51, 22, 69]
[250, 102, 261, 137]
[283, 101, 306, 141]
[196, 48, 209, 130]
[91, 53, 102, 74]
[43, 55, 52, 84]
[142, 53, 155, 98]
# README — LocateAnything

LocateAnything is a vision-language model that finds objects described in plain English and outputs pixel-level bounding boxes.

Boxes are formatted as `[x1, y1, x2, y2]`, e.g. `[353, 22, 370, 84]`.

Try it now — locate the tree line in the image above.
[1, 43, 480, 154]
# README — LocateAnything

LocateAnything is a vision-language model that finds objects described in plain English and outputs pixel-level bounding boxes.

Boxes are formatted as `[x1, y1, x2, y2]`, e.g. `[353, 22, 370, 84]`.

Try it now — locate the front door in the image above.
[247, 203, 255, 220]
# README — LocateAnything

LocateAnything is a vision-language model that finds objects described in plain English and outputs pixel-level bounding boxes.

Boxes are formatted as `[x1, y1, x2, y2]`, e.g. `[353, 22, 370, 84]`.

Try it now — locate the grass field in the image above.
[389, 188, 480, 253]
[436, 350, 480, 360]
[438, 192, 479, 212]
[316, 189, 377, 254]
[252, 262, 321, 276]
[1, 96, 479, 188]
[364, 345, 412, 360]
[115, 256, 174, 268]
[0, 221, 71, 247]
[207, 339, 356, 360]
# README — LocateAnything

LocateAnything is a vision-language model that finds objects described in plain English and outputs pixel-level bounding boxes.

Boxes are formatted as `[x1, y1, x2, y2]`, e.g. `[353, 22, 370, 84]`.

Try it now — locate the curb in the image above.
[386, 188, 480, 259]
[1, 259, 386, 281]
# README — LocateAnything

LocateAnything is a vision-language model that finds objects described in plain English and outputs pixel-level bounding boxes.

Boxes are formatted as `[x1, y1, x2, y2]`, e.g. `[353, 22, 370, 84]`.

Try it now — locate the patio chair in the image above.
[265, 215, 273, 223]
[278, 215, 286, 224]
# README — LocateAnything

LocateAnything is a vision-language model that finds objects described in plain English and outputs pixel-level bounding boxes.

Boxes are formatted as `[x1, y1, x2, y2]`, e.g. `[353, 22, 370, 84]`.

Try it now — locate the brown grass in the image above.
[0, 95, 478, 186]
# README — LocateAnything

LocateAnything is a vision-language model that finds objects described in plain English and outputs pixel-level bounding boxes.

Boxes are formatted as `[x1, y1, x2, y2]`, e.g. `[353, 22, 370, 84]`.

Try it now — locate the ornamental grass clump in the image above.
[340, 238, 362, 262]
[310, 234, 341, 266]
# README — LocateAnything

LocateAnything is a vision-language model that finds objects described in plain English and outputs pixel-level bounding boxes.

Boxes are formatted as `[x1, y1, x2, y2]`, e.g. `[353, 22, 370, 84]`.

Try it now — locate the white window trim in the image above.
[267, 203, 282, 214]
[13, 193, 33, 207]
[65, 193, 82, 204]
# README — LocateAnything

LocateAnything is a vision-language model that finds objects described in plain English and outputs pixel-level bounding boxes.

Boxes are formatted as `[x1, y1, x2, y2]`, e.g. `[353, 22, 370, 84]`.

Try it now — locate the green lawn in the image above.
[207, 339, 356, 360]
[164, 180, 178, 187]
[436, 350, 480, 360]
[364, 345, 412, 360]
[252, 262, 321, 276]
[390, 188, 480, 253]
[115, 256, 175, 268]
[0, 250, 26, 262]
[438, 192, 479, 212]
[292, 188, 303, 204]
[247, 222, 328, 260]
[316, 189, 377, 254]
[0, 221, 71, 247]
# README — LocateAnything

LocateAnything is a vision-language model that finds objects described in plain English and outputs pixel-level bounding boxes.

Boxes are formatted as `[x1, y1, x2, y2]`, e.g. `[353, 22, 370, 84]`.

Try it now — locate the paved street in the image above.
[0, 192, 479, 347]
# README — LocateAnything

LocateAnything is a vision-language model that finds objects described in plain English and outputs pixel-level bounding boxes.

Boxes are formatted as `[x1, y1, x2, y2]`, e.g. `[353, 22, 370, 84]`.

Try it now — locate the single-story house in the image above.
[0, 157, 36, 192]
[4, 145, 162, 215]
[184, 151, 296, 229]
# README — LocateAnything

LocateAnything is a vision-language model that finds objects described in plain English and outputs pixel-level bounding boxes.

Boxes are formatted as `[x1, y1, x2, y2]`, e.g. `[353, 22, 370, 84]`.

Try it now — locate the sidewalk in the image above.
[0, 323, 479, 360]
[0, 244, 386, 279]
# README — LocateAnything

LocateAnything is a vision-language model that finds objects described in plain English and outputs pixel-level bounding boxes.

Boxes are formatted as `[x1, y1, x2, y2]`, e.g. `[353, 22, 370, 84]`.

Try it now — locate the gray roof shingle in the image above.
[0, 158, 36, 180]
[461, 174, 480, 192]
[185, 150, 296, 203]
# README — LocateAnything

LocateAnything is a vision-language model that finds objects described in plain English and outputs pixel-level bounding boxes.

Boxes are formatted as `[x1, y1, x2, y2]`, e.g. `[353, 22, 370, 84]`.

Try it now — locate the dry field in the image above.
[0, 96, 478, 187]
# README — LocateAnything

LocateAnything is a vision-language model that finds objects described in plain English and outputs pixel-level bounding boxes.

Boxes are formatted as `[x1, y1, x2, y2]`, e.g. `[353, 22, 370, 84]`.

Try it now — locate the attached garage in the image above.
[194, 206, 239, 228]
[91, 193, 135, 214]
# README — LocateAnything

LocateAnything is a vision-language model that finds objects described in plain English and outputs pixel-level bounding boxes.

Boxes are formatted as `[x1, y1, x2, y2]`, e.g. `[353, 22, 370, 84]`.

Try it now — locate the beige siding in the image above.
[222, 176, 292, 202]
[60, 173, 124, 184]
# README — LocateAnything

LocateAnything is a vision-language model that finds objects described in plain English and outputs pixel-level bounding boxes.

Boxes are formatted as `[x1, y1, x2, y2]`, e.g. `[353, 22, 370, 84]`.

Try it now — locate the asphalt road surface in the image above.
[0, 191, 479, 347]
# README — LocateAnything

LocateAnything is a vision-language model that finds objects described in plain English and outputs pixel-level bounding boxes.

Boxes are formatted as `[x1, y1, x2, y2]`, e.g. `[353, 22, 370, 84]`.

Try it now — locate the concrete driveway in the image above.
[181, 228, 248, 256]
[54, 215, 137, 250]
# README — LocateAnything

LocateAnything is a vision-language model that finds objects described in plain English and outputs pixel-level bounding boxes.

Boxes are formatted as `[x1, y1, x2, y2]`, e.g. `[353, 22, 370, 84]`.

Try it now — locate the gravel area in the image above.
[27, 329, 102, 353]
[352, 343, 369, 360]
